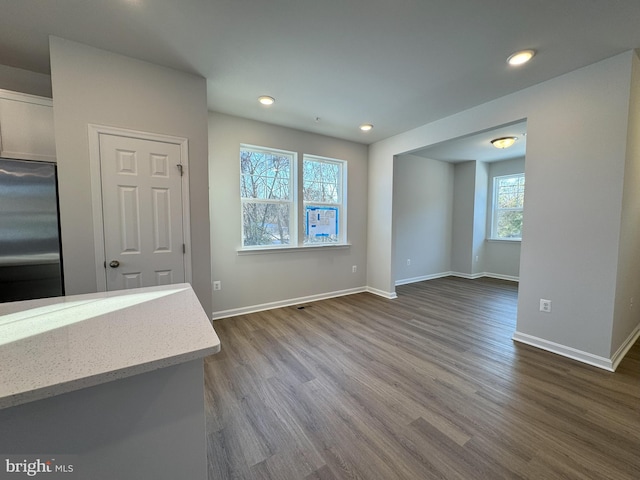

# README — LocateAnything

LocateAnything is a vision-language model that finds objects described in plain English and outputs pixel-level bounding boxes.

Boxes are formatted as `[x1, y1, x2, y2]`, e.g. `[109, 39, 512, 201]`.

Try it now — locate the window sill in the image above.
[487, 238, 522, 243]
[237, 243, 351, 255]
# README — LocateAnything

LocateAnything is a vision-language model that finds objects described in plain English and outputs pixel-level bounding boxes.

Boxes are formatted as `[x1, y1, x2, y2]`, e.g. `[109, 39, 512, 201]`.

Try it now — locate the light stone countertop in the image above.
[0, 283, 220, 409]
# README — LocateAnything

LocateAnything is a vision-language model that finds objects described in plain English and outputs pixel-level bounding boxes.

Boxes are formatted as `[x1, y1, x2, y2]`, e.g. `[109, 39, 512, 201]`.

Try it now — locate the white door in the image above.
[99, 133, 186, 291]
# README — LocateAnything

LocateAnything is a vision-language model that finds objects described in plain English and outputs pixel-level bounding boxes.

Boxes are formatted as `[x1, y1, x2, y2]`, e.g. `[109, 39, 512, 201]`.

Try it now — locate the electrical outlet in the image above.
[352, 265, 357, 273]
[539, 299, 551, 313]
[213, 281, 222, 291]
[407, 259, 411, 266]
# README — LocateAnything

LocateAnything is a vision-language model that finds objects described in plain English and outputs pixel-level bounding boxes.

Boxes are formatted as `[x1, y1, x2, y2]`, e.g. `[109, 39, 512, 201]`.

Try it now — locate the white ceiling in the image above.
[408, 121, 527, 163]
[1, 0, 639, 144]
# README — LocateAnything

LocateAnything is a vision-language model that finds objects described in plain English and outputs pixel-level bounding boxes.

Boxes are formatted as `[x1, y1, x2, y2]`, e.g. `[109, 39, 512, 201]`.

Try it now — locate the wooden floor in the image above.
[204, 277, 640, 480]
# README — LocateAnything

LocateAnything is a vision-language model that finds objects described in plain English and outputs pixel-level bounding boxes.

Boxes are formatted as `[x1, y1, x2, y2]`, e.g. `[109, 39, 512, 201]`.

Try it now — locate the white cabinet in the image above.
[0, 89, 56, 162]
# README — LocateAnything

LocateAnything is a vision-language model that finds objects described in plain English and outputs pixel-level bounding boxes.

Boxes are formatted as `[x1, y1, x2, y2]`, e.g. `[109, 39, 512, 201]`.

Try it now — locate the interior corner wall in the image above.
[472, 162, 488, 276]
[484, 157, 525, 279]
[0, 64, 52, 98]
[49, 37, 212, 316]
[393, 154, 453, 283]
[208, 112, 368, 316]
[451, 161, 476, 275]
[368, 50, 635, 360]
[611, 49, 640, 355]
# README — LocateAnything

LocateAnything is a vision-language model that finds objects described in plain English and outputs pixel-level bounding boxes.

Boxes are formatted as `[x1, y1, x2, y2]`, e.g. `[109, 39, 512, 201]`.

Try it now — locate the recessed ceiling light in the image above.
[360, 124, 373, 132]
[507, 49, 535, 66]
[491, 137, 518, 149]
[258, 96, 275, 106]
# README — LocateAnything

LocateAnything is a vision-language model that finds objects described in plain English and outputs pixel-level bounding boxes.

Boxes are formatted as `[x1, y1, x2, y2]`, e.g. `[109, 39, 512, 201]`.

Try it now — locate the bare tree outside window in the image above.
[303, 160, 339, 203]
[492, 174, 525, 239]
[303, 156, 344, 244]
[240, 147, 294, 246]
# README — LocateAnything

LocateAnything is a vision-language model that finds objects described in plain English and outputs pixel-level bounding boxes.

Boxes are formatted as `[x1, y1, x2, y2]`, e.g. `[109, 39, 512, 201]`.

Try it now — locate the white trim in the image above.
[0, 151, 54, 163]
[0, 88, 52, 106]
[491, 172, 525, 240]
[486, 238, 521, 244]
[212, 287, 367, 320]
[302, 153, 348, 245]
[396, 271, 519, 286]
[482, 272, 519, 282]
[238, 243, 351, 255]
[610, 324, 640, 371]
[395, 272, 451, 286]
[366, 286, 398, 299]
[512, 331, 615, 372]
[87, 124, 192, 291]
[450, 271, 485, 280]
[239, 144, 297, 248]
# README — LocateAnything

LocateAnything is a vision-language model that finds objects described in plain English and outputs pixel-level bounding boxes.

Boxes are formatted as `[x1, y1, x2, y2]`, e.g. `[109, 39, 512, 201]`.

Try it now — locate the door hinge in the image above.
[177, 164, 183, 176]
[183, 244, 186, 254]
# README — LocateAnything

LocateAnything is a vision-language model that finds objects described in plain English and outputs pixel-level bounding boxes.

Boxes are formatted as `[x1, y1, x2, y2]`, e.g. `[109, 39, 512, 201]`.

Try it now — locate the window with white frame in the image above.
[303, 155, 346, 244]
[239, 146, 347, 249]
[491, 173, 525, 240]
[240, 145, 296, 247]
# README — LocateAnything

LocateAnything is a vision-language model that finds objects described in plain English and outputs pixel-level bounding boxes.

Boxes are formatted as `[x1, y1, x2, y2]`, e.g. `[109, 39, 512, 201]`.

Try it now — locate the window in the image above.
[491, 173, 525, 240]
[240, 146, 347, 249]
[303, 155, 345, 245]
[240, 145, 296, 247]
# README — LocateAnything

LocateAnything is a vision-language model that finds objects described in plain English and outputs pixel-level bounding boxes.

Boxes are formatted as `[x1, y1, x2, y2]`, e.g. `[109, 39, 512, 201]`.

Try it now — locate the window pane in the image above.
[303, 156, 345, 245]
[492, 173, 525, 240]
[241, 149, 291, 200]
[496, 210, 523, 239]
[496, 176, 525, 208]
[242, 202, 291, 246]
[303, 159, 340, 203]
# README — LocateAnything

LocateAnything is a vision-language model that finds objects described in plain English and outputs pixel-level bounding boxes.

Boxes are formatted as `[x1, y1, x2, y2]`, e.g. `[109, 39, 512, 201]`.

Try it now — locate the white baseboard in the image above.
[366, 286, 398, 299]
[482, 272, 519, 282]
[514, 325, 640, 372]
[396, 271, 519, 286]
[512, 331, 615, 371]
[449, 271, 484, 280]
[212, 287, 367, 320]
[395, 272, 451, 286]
[610, 323, 640, 371]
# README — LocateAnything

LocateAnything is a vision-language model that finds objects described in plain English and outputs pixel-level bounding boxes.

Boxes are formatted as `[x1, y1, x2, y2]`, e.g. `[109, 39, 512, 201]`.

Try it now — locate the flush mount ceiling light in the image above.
[507, 49, 535, 66]
[491, 137, 518, 149]
[359, 124, 373, 132]
[258, 95, 275, 106]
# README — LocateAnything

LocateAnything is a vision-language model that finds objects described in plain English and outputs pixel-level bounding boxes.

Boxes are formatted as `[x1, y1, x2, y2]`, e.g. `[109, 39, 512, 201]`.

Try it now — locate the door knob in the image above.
[109, 260, 120, 268]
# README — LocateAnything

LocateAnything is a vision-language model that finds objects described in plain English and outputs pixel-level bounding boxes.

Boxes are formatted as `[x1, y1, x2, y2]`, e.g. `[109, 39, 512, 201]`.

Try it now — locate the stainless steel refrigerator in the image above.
[0, 157, 64, 302]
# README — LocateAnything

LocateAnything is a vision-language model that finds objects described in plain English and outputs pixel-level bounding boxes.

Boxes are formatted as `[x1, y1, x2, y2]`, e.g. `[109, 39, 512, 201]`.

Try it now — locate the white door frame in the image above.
[88, 124, 192, 292]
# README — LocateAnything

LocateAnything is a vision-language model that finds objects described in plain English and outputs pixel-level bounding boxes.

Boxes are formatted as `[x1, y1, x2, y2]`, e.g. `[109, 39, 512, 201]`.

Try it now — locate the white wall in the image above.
[451, 161, 476, 274]
[368, 51, 636, 362]
[611, 50, 640, 356]
[208, 112, 368, 317]
[393, 155, 453, 283]
[472, 161, 488, 276]
[49, 37, 212, 315]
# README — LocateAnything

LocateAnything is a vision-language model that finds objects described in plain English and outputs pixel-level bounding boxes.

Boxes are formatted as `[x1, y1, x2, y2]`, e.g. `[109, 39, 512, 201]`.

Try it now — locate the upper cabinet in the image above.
[0, 89, 56, 162]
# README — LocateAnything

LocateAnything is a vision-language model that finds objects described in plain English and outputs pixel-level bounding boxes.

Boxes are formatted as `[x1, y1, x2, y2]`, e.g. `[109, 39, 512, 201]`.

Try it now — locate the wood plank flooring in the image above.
[204, 277, 640, 480]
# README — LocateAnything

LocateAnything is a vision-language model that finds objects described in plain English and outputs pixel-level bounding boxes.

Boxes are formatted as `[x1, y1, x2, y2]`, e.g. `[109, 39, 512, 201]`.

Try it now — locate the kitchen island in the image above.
[0, 284, 220, 479]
